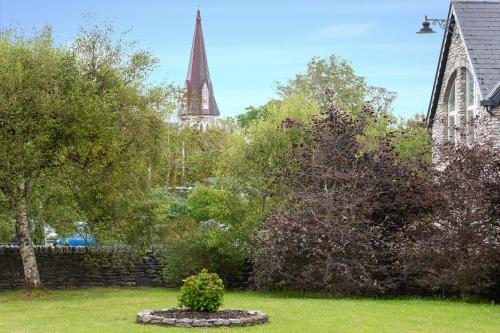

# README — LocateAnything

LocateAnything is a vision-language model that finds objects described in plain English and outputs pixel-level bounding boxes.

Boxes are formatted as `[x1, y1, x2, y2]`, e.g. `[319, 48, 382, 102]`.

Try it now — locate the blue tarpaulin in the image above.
[55, 233, 96, 246]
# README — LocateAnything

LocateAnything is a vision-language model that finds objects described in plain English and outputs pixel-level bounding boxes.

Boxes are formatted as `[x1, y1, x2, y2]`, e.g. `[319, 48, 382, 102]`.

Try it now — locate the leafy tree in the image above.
[0, 28, 99, 288]
[0, 21, 172, 289]
[365, 86, 398, 114]
[277, 55, 367, 113]
[220, 92, 319, 227]
[186, 186, 244, 225]
[55, 19, 176, 245]
[276, 55, 397, 115]
[253, 99, 434, 294]
[225, 55, 401, 228]
[0, 192, 14, 243]
[120, 187, 181, 250]
[164, 124, 235, 188]
[236, 103, 273, 129]
[392, 115, 432, 163]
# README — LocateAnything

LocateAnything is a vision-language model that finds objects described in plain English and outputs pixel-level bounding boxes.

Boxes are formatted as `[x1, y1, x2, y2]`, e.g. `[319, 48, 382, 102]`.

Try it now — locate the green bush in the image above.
[0, 193, 14, 244]
[186, 186, 244, 224]
[163, 186, 251, 287]
[178, 269, 224, 312]
[0, 220, 13, 244]
[121, 187, 190, 249]
[162, 223, 249, 286]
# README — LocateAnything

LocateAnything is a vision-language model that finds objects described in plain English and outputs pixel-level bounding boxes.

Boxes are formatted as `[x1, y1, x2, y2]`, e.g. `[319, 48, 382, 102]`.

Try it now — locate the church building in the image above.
[179, 10, 220, 130]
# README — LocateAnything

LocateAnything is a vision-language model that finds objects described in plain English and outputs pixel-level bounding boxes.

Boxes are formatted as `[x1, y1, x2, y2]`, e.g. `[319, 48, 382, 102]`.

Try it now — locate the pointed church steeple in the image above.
[181, 9, 219, 118]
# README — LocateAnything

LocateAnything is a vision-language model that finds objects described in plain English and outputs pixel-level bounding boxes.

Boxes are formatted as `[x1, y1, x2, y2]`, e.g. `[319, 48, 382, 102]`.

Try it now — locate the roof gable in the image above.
[426, 4, 454, 125]
[427, 1, 500, 125]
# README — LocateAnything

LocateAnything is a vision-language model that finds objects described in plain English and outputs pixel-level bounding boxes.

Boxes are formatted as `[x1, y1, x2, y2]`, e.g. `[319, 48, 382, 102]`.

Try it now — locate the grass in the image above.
[0, 288, 499, 333]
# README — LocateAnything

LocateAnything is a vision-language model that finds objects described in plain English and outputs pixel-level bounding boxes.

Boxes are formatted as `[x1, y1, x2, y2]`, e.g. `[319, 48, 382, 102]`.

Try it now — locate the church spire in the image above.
[181, 9, 219, 117]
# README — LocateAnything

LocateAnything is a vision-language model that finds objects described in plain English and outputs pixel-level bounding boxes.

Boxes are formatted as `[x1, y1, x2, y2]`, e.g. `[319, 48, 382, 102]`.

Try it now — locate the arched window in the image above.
[202, 83, 209, 110]
[447, 77, 457, 144]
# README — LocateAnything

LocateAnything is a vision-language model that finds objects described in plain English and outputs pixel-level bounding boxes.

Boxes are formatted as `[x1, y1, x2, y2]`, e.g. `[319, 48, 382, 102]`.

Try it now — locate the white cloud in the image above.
[309, 23, 377, 41]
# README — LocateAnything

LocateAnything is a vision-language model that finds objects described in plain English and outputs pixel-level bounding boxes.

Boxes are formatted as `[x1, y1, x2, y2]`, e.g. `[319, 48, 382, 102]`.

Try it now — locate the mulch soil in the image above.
[151, 309, 252, 320]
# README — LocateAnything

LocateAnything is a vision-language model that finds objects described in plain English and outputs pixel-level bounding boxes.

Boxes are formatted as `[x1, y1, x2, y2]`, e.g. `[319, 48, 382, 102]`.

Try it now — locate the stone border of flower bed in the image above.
[136, 309, 269, 328]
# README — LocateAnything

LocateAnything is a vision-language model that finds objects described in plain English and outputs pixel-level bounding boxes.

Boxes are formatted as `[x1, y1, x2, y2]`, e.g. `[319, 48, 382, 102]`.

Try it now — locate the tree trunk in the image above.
[15, 182, 43, 290]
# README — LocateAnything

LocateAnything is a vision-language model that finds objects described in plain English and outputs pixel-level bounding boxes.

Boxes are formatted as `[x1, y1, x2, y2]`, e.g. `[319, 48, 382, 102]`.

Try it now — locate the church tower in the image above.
[179, 9, 219, 130]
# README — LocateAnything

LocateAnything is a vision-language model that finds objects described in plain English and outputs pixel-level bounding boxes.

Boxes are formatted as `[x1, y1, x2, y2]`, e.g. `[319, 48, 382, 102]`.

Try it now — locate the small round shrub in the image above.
[178, 269, 224, 312]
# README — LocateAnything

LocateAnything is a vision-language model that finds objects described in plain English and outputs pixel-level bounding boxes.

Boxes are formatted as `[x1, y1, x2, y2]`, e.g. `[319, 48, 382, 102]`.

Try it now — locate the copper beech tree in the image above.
[253, 94, 499, 298]
[253, 101, 435, 295]
[399, 143, 500, 298]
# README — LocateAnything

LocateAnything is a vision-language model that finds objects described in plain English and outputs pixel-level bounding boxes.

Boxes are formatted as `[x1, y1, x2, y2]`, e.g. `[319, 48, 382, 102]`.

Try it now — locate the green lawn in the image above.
[0, 288, 499, 333]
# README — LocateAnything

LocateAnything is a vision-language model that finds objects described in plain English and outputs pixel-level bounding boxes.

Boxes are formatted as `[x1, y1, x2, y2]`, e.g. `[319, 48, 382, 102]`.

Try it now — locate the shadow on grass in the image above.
[227, 289, 499, 306]
[1, 287, 498, 306]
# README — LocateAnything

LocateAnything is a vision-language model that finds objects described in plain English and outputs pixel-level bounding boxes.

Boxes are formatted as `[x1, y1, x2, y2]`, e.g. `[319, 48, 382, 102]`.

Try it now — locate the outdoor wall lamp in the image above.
[416, 15, 448, 34]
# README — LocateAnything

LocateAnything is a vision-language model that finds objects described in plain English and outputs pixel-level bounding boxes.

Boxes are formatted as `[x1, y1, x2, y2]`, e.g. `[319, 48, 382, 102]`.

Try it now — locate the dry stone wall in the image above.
[0, 246, 165, 290]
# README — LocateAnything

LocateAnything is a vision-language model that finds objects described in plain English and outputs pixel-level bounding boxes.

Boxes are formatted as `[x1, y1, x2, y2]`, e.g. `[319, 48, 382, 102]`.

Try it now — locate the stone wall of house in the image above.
[432, 25, 500, 150]
[0, 246, 165, 290]
[485, 105, 500, 148]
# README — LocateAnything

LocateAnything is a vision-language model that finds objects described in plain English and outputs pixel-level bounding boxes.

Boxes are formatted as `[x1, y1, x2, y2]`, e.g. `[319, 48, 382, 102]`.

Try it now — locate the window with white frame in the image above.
[447, 77, 458, 144]
[465, 69, 477, 143]
[202, 83, 209, 110]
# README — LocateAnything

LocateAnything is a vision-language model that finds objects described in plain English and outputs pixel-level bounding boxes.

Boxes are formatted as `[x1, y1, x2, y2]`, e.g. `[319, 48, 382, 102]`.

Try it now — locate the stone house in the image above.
[426, 1, 500, 149]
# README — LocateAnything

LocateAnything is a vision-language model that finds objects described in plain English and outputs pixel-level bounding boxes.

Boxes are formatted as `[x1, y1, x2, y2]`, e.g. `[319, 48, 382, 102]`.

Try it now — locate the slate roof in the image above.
[454, 1, 500, 99]
[427, 1, 500, 124]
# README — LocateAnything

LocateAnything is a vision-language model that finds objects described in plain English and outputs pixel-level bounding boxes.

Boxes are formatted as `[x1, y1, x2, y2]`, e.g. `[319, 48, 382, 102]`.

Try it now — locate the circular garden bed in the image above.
[137, 308, 269, 328]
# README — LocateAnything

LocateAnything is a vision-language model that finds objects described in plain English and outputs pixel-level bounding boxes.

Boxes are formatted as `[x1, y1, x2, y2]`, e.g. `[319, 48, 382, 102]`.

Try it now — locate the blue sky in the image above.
[0, 0, 451, 119]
